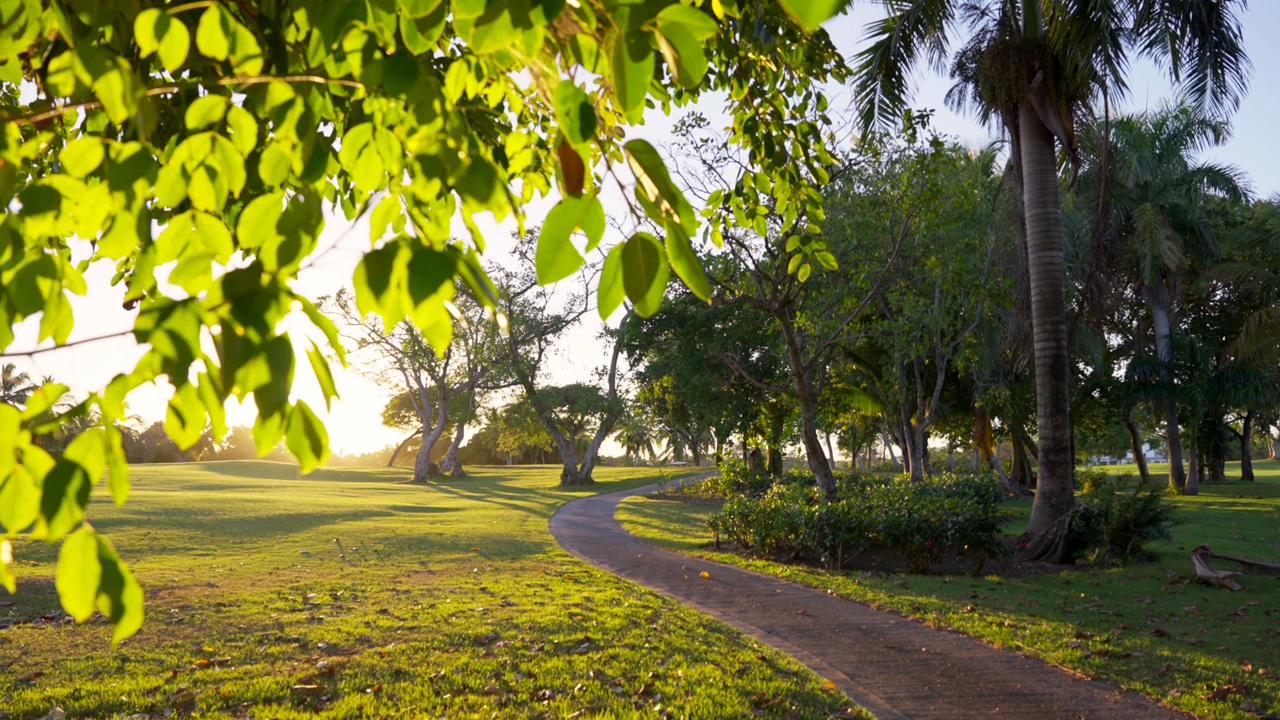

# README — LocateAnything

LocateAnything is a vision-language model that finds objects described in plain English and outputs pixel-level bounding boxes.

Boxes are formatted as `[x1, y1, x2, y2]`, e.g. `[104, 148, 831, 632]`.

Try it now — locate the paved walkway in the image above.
[550, 482, 1189, 720]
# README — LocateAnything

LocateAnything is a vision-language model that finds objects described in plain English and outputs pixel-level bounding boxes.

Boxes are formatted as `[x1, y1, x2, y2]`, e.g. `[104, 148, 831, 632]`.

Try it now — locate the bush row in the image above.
[707, 464, 1006, 574]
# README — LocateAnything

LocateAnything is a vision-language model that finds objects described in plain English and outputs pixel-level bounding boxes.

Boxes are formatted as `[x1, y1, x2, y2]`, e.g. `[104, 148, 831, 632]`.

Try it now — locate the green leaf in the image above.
[196, 6, 230, 61]
[61, 137, 105, 178]
[94, 535, 144, 644]
[237, 192, 284, 250]
[307, 342, 339, 411]
[537, 195, 604, 284]
[399, 0, 443, 19]
[353, 243, 408, 327]
[779, 0, 845, 31]
[286, 401, 329, 474]
[133, 9, 162, 55]
[56, 529, 102, 622]
[624, 139, 697, 235]
[184, 94, 228, 130]
[553, 81, 597, 146]
[787, 253, 803, 274]
[105, 425, 129, 505]
[22, 384, 69, 420]
[598, 243, 625, 321]
[798, 262, 811, 282]
[816, 250, 838, 271]
[664, 224, 710, 301]
[258, 143, 292, 186]
[225, 106, 258, 157]
[620, 232, 668, 317]
[156, 13, 191, 73]
[654, 6, 717, 88]
[611, 23, 654, 122]
[164, 381, 206, 450]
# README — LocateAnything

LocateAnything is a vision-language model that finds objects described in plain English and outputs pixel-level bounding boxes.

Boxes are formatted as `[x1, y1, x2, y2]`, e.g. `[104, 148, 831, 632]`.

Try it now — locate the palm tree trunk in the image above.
[1241, 411, 1255, 481]
[1019, 103, 1075, 535]
[1149, 285, 1187, 492]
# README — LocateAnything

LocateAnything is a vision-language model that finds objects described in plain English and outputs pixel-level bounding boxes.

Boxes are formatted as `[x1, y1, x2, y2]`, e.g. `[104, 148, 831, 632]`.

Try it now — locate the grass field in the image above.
[618, 461, 1280, 720]
[1, 462, 859, 719]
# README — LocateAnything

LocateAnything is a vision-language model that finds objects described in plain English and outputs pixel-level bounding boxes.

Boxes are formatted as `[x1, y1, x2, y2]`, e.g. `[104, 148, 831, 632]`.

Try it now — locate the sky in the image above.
[4, 4, 1279, 457]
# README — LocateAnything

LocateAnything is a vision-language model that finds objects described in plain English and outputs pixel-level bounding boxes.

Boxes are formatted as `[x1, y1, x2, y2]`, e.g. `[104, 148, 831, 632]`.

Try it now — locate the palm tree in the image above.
[854, 0, 1249, 535]
[613, 410, 658, 466]
[1, 363, 38, 405]
[1084, 101, 1249, 492]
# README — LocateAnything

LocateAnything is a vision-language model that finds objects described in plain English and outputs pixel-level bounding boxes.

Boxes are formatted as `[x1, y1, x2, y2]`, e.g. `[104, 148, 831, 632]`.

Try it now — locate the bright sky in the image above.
[4, 5, 1278, 457]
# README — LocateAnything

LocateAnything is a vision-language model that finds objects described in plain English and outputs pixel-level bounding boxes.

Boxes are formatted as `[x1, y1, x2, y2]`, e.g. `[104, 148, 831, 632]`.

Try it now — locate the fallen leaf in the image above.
[699, 571, 710, 578]
[16, 670, 44, 682]
[291, 684, 325, 697]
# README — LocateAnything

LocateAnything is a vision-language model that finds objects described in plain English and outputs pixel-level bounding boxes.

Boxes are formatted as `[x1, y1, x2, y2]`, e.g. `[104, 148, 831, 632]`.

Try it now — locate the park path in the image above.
[549, 481, 1190, 720]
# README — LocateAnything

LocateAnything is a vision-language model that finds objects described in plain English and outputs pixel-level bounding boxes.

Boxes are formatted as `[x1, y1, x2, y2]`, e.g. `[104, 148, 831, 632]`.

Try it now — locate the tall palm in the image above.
[1083, 101, 1249, 493]
[1, 363, 38, 405]
[854, 0, 1249, 535]
[613, 411, 658, 465]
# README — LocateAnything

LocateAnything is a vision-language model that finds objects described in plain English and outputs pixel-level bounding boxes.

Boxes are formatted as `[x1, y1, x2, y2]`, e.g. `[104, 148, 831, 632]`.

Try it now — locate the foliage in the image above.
[0, 0, 853, 638]
[1065, 475, 1175, 564]
[708, 469, 1006, 573]
[619, 461, 1280, 720]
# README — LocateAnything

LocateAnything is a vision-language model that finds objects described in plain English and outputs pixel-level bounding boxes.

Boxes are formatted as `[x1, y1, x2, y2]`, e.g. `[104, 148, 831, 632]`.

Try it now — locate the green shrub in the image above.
[1067, 475, 1173, 564]
[709, 470, 1007, 573]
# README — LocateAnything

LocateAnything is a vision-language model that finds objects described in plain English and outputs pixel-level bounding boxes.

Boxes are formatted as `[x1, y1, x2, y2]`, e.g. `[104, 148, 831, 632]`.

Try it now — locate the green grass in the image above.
[1, 462, 862, 719]
[618, 461, 1280, 720]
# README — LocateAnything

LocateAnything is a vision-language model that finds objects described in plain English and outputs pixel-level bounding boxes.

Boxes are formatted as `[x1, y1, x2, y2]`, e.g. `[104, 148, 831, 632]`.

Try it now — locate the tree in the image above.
[0, 0, 853, 642]
[0, 362, 38, 405]
[1081, 101, 1249, 492]
[854, 0, 1250, 536]
[613, 410, 657, 465]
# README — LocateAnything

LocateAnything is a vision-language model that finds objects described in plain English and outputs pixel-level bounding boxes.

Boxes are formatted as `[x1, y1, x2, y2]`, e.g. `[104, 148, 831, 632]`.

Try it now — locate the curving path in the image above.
[550, 480, 1189, 720]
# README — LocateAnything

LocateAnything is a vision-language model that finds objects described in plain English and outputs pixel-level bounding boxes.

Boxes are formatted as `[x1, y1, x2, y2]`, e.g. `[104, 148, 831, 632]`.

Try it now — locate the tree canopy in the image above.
[0, 0, 854, 642]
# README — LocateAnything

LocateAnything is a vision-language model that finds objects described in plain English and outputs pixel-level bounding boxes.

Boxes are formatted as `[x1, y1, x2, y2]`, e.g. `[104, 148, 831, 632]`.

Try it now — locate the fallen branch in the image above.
[1203, 547, 1280, 576]
[1191, 545, 1244, 591]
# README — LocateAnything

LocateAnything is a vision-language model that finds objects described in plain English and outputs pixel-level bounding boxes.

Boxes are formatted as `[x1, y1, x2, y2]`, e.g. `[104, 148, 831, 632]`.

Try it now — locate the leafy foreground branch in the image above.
[0, 0, 853, 641]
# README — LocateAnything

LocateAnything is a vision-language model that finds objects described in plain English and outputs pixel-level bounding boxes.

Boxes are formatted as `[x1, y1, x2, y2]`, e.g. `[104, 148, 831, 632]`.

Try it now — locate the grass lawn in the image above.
[618, 461, 1280, 720]
[1, 461, 858, 719]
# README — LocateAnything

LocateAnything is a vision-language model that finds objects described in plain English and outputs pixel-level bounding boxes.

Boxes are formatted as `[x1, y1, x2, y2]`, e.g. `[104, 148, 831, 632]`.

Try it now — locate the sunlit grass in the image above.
[618, 461, 1280, 720]
[1, 462, 861, 719]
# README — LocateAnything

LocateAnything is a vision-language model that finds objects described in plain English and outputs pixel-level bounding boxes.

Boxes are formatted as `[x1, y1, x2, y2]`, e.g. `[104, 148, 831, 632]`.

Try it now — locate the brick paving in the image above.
[550, 481, 1190, 720]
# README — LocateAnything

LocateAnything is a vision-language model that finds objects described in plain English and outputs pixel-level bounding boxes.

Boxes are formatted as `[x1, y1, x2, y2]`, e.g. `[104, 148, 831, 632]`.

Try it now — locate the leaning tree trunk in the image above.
[1241, 411, 1255, 481]
[387, 431, 418, 468]
[1019, 103, 1075, 536]
[1124, 409, 1151, 485]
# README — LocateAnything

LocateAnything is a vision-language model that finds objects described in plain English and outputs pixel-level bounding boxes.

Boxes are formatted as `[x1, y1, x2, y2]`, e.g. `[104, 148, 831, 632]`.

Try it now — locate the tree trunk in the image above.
[441, 418, 468, 478]
[1242, 411, 1255, 481]
[387, 431, 418, 468]
[780, 316, 836, 497]
[883, 430, 901, 470]
[825, 433, 836, 470]
[1124, 409, 1151, 485]
[1010, 431, 1035, 490]
[1149, 286, 1187, 492]
[1210, 418, 1228, 484]
[908, 423, 926, 483]
[1019, 102, 1075, 536]
[1186, 424, 1200, 495]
